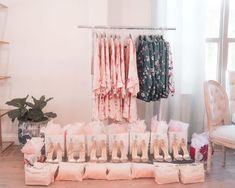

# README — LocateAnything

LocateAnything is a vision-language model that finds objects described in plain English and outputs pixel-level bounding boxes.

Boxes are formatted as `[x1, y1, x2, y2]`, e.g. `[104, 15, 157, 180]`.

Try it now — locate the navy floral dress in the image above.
[136, 36, 152, 102]
[136, 35, 174, 102]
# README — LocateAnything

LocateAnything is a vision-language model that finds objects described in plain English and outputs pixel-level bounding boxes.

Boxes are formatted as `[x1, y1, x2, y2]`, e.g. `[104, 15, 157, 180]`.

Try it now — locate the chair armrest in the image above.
[232, 113, 235, 124]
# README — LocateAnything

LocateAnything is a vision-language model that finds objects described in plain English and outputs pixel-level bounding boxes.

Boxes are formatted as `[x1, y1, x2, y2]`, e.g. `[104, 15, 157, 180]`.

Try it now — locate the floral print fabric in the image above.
[92, 34, 139, 122]
[136, 35, 175, 102]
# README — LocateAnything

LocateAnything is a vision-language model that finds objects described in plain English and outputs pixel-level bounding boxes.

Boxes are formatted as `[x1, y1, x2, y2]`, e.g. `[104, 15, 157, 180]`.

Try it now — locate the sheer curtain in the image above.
[150, 0, 207, 137]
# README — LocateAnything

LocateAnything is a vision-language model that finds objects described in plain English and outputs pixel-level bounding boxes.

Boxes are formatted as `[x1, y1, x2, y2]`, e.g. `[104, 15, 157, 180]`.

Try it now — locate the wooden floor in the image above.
[0, 146, 235, 188]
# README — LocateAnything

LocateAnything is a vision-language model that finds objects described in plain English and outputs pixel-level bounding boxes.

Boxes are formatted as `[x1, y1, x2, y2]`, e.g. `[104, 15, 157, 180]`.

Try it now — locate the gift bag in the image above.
[41, 120, 64, 136]
[24, 154, 38, 165]
[150, 132, 168, 154]
[108, 133, 129, 156]
[66, 135, 85, 158]
[151, 120, 169, 134]
[56, 162, 85, 181]
[105, 123, 129, 134]
[131, 163, 155, 179]
[168, 120, 189, 153]
[130, 120, 147, 133]
[190, 132, 209, 161]
[64, 122, 86, 135]
[150, 119, 169, 155]
[179, 163, 205, 184]
[45, 135, 65, 161]
[43, 121, 65, 162]
[25, 163, 57, 186]
[21, 137, 44, 155]
[129, 132, 150, 155]
[106, 163, 132, 180]
[84, 121, 104, 135]
[154, 163, 179, 184]
[83, 163, 107, 180]
[21, 137, 44, 164]
[87, 134, 107, 157]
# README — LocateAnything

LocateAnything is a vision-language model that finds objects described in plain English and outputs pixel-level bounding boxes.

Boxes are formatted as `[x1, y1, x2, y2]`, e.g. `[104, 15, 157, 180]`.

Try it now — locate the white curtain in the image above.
[150, 0, 207, 137]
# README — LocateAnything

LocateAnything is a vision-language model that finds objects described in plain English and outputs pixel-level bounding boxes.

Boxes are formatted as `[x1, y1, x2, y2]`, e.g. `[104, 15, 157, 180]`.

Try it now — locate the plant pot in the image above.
[18, 120, 49, 145]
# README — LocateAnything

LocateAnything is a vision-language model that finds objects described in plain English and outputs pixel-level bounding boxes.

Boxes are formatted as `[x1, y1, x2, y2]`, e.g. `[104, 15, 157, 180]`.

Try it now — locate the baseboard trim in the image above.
[2, 134, 19, 145]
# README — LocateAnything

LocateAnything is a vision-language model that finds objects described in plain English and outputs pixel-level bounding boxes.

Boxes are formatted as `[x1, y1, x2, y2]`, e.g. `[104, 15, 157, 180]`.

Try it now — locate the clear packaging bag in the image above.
[87, 134, 107, 158]
[66, 135, 85, 160]
[168, 120, 189, 153]
[129, 132, 150, 155]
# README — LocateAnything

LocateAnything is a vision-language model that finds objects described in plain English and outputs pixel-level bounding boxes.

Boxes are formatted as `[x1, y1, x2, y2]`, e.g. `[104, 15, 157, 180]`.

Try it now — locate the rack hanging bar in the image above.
[0, 3, 8, 8]
[77, 25, 176, 31]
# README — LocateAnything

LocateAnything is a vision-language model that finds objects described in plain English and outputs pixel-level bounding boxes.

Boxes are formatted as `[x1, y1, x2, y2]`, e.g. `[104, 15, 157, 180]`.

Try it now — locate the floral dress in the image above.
[136, 35, 175, 102]
[136, 36, 152, 102]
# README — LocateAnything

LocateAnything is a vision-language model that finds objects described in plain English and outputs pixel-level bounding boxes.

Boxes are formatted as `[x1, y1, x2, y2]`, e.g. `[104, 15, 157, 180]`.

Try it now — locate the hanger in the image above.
[115, 30, 120, 39]
[160, 27, 164, 38]
[98, 32, 102, 38]
[103, 31, 106, 38]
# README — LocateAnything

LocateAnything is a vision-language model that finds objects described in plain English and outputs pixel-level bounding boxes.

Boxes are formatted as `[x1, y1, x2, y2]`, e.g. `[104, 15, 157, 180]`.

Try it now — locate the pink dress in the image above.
[127, 38, 139, 122]
[99, 36, 106, 92]
[120, 41, 126, 98]
[98, 36, 106, 120]
[92, 35, 139, 123]
[108, 37, 116, 119]
[105, 37, 111, 93]
[92, 36, 101, 120]
[123, 37, 139, 122]
[104, 37, 111, 119]
[115, 37, 123, 90]
[114, 37, 124, 121]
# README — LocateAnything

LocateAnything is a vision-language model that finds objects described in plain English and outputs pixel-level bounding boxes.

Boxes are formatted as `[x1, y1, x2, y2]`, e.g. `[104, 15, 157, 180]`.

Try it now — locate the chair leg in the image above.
[207, 141, 213, 174]
[222, 146, 226, 167]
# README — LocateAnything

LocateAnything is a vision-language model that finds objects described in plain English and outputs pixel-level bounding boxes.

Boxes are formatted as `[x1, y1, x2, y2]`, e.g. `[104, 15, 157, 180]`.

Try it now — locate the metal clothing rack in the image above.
[77, 25, 176, 31]
[78, 25, 176, 124]
[78, 24, 176, 72]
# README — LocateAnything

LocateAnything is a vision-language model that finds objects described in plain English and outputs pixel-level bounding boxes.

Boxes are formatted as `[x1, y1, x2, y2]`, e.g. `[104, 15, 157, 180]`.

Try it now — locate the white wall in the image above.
[0, 0, 152, 143]
[108, 0, 152, 26]
[0, 0, 108, 142]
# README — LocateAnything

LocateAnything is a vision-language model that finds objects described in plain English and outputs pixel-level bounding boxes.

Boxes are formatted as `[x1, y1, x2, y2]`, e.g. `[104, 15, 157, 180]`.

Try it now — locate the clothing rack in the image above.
[77, 25, 176, 31]
[79, 25, 175, 124]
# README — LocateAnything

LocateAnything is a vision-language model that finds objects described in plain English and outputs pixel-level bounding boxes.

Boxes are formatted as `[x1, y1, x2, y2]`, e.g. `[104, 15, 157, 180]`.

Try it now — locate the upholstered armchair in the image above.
[227, 71, 235, 123]
[204, 80, 235, 174]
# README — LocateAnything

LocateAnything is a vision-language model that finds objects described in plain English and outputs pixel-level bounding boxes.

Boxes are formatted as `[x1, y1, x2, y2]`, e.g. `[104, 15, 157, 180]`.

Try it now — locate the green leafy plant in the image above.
[3, 95, 57, 122]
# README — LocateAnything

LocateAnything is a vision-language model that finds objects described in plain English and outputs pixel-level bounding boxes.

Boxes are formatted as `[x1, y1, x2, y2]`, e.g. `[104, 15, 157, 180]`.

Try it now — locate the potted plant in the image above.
[2, 95, 57, 144]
